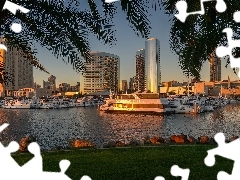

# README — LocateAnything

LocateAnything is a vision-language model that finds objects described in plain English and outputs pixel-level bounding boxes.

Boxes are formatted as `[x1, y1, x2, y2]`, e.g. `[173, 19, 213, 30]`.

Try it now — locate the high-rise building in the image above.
[145, 38, 161, 93]
[129, 77, 134, 92]
[121, 80, 128, 93]
[136, 49, 146, 92]
[43, 75, 56, 91]
[210, 51, 221, 82]
[80, 52, 120, 94]
[1, 38, 33, 96]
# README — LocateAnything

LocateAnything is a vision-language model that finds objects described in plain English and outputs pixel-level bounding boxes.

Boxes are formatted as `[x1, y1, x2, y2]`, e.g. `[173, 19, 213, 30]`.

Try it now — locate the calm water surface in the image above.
[0, 103, 240, 150]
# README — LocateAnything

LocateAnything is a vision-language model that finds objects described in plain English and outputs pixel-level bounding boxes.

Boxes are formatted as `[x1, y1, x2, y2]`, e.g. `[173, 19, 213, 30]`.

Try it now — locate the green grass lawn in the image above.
[12, 145, 233, 180]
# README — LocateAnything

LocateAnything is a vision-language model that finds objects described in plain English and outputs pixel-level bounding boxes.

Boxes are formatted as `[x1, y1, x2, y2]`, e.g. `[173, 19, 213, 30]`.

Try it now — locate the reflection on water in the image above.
[0, 103, 239, 150]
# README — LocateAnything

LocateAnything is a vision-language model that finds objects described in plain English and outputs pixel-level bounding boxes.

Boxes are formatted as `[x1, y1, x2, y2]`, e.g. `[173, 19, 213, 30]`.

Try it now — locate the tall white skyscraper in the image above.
[145, 38, 161, 93]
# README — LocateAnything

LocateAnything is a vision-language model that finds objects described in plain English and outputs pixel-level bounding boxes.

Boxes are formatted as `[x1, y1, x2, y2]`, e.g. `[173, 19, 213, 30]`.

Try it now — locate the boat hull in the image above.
[3, 105, 30, 109]
[103, 110, 171, 115]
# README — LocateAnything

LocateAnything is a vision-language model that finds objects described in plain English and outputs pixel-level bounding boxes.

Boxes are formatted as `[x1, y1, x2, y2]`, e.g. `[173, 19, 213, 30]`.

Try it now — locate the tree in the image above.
[1, 0, 233, 82]
[0, 0, 152, 79]
[162, 0, 240, 79]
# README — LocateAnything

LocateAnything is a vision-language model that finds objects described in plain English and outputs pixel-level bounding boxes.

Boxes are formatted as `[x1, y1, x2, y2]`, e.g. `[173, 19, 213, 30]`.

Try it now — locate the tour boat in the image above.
[72, 97, 93, 107]
[2, 99, 31, 109]
[99, 92, 172, 115]
[168, 98, 200, 114]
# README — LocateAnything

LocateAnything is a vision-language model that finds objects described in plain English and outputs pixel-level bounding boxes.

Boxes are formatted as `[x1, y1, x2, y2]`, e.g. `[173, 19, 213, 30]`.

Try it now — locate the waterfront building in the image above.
[34, 82, 41, 88]
[80, 52, 120, 94]
[136, 49, 146, 92]
[129, 77, 134, 92]
[59, 82, 70, 92]
[121, 80, 128, 93]
[145, 38, 161, 93]
[210, 50, 221, 82]
[0, 38, 33, 96]
[43, 75, 56, 91]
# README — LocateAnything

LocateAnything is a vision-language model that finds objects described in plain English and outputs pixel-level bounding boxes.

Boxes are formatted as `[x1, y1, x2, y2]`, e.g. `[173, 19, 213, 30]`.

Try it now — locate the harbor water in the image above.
[0, 103, 240, 150]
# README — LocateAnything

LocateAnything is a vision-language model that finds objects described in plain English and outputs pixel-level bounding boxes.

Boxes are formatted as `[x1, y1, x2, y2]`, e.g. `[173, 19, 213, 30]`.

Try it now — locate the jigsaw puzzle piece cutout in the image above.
[0, 141, 21, 180]
[0, 124, 20, 171]
[175, 0, 227, 22]
[154, 165, 190, 180]
[171, 165, 190, 180]
[154, 176, 165, 180]
[2, 0, 29, 15]
[233, 11, 240, 23]
[81, 175, 92, 180]
[37, 160, 72, 180]
[205, 132, 240, 165]
[2, 0, 30, 33]
[0, 123, 9, 132]
[205, 132, 240, 179]
[216, 28, 240, 77]
[21, 142, 43, 173]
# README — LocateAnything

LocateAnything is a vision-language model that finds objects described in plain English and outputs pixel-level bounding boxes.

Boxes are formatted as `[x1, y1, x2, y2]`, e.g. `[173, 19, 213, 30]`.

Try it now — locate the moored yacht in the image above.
[99, 92, 172, 115]
[168, 97, 201, 114]
[2, 98, 31, 109]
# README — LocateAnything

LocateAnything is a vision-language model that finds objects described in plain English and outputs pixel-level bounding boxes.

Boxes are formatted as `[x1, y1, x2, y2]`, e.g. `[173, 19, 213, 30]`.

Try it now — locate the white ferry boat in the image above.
[99, 92, 172, 115]
[2, 99, 31, 109]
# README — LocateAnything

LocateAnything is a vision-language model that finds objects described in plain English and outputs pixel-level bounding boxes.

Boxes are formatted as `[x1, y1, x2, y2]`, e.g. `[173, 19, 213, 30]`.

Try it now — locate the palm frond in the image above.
[162, 0, 240, 78]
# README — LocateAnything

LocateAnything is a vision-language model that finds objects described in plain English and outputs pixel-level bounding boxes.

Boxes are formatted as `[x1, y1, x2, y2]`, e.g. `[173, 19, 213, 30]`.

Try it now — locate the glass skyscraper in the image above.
[210, 50, 221, 82]
[145, 38, 161, 93]
[136, 49, 146, 92]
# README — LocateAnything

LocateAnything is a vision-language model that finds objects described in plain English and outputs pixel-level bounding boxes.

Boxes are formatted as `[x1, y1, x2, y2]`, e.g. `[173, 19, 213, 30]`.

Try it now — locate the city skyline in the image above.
[32, 5, 239, 86]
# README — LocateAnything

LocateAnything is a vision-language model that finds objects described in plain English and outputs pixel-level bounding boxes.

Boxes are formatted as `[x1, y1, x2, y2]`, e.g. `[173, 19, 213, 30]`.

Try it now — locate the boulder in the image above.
[170, 135, 177, 142]
[19, 135, 36, 152]
[129, 140, 142, 146]
[198, 136, 209, 144]
[188, 136, 197, 144]
[103, 141, 116, 148]
[170, 134, 189, 143]
[115, 141, 125, 147]
[150, 137, 165, 144]
[142, 137, 151, 145]
[69, 139, 93, 148]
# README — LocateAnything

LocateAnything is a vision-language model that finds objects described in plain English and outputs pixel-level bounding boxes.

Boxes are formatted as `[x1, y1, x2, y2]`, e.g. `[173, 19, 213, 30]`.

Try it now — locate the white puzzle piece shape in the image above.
[2, 0, 30, 33]
[0, 123, 91, 180]
[215, 28, 240, 77]
[154, 165, 190, 180]
[175, 0, 227, 22]
[204, 132, 240, 180]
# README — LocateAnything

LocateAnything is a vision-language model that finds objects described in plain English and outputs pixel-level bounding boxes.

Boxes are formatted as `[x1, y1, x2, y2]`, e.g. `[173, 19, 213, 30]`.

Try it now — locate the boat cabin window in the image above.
[136, 94, 159, 99]
[113, 103, 165, 109]
[116, 95, 135, 99]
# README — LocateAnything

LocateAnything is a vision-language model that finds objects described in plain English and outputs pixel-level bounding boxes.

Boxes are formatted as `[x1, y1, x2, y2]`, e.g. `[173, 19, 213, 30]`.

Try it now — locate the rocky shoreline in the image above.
[16, 134, 240, 152]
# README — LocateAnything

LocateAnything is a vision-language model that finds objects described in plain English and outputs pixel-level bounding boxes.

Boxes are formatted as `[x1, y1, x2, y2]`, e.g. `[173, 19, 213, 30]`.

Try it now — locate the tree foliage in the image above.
[162, 0, 240, 79]
[0, 0, 153, 76]
[1, 0, 237, 81]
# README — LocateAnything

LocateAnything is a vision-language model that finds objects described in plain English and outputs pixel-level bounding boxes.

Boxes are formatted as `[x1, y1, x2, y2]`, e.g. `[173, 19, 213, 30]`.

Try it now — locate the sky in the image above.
[33, 1, 239, 87]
